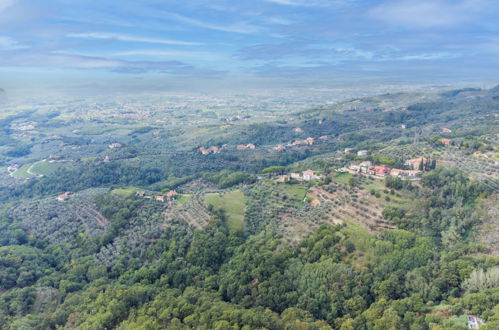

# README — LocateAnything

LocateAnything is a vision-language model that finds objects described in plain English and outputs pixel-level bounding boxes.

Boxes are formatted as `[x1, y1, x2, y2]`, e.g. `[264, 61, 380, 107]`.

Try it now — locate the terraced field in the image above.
[307, 183, 396, 234]
[164, 192, 211, 229]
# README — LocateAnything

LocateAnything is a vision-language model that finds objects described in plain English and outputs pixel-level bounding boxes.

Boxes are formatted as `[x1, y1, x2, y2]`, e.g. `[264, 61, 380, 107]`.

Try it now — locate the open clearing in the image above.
[204, 190, 246, 232]
[112, 187, 141, 197]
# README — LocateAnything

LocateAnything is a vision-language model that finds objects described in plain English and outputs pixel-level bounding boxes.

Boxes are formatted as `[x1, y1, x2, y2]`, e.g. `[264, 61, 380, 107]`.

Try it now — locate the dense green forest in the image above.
[1, 167, 498, 329]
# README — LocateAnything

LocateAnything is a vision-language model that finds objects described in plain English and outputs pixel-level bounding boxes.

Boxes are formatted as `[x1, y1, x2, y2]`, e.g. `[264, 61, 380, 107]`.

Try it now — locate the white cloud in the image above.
[0, 36, 25, 50]
[164, 12, 263, 34]
[112, 50, 227, 61]
[67, 32, 202, 46]
[369, 0, 490, 29]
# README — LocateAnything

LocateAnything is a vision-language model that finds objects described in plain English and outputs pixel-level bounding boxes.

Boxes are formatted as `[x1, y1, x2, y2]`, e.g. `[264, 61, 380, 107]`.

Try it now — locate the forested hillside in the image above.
[0, 87, 498, 329]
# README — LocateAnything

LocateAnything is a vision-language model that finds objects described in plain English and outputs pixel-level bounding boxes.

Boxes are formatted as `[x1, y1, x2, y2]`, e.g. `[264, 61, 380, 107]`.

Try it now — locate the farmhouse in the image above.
[305, 137, 315, 145]
[166, 190, 178, 200]
[441, 138, 452, 146]
[347, 161, 422, 180]
[288, 170, 322, 181]
[274, 144, 285, 152]
[357, 150, 369, 156]
[405, 157, 428, 170]
[276, 175, 290, 183]
[155, 195, 165, 202]
[57, 192, 71, 202]
[108, 143, 122, 149]
[302, 169, 321, 181]
[373, 165, 391, 176]
[209, 146, 220, 153]
[390, 169, 421, 179]
[237, 144, 256, 150]
[198, 146, 210, 155]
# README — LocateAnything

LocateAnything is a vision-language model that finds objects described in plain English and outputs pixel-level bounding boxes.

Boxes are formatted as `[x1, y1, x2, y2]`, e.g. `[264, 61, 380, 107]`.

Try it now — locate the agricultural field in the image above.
[204, 190, 246, 232]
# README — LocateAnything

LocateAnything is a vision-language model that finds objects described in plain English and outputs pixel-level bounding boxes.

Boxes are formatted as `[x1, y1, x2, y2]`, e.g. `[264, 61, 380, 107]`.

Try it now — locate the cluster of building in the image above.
[341, 157, 433, 180]
[236, 143, 256, 150]
[198, 145, 228, 155]
[108, 142, 122, 149]
[289, 137, 315, 146]
[153, 190, 178, 202]
[344, 148, 369, 156]
[273, 136, 328, 152]
[135, 190, 178, 202]
[276, 169, 322, 182]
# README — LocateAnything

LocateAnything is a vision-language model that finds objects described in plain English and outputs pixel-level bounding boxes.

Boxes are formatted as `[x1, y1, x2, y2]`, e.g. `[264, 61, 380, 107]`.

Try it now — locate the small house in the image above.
[57, 192, 71, 202]
[305, 137, 315, 145]
[198, 147, 210, 155]
[405, 157, 428, 170]
[302, 169, 321, 181]
[275, 144, 285, 152]
[155, 195, 165, 202]
[441, 138, 452, 146]
[373, 165, 391, 176]
[357, 150, 369, 157]
[276, 175, 290, 183]
[108, 143, 122, 149]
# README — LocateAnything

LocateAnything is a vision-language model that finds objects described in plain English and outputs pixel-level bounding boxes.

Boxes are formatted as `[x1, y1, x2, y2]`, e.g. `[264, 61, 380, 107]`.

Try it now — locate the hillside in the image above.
[0, 87, 498, 329]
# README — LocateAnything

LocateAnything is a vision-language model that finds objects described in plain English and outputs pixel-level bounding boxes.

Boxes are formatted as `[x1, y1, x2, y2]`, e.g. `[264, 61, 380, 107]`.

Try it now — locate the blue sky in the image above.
[1, 0, 499, 91]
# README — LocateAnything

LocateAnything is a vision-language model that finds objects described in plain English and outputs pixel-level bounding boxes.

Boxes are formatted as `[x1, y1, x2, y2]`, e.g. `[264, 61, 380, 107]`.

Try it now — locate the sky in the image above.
[1, 0, 499, 93]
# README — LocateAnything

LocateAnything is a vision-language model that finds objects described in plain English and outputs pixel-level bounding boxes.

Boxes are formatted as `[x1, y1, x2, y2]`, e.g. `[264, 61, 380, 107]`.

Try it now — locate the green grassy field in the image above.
[176, 194, 191, 206]
[204, 190, 246, 232]
[11, 164, 35, 179]
[29, 161, 67, 176]
[335, 172, 352, 184]
[284, 184, 307, 200]
[112, 187, 140, 197]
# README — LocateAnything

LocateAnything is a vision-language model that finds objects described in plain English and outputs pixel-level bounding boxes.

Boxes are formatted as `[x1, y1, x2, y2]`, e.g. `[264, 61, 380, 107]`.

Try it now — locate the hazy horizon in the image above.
[1, 0, 499, 94]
